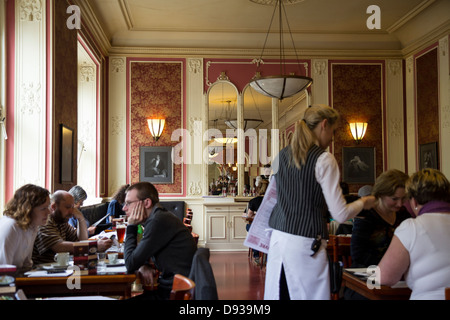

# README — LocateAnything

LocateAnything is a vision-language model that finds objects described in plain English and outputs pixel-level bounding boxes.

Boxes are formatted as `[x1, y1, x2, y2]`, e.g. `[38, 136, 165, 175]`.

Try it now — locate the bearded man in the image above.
[32, 190, 112, 265]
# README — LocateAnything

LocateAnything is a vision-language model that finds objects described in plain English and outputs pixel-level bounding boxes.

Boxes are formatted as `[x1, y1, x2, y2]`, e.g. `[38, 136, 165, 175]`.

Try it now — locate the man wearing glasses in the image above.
[32, 190, 112, 264]
[123, 182, 197, 300]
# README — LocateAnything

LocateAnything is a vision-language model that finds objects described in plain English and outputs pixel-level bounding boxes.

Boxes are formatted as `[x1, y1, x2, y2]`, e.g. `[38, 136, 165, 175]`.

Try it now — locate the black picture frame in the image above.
[419, 142, 438, 170]
[342, 147, 376, 184]
[60, 124, 74, 183]
[139, 146, 174, 184]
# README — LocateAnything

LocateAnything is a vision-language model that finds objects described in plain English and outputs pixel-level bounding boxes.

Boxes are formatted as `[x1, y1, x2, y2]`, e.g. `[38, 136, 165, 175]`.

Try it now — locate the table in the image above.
[342, 270, 411, 300]
[16, 273, 136, 299]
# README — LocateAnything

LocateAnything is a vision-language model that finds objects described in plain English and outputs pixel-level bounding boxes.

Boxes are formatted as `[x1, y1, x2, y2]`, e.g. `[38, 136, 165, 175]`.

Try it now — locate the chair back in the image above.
[328, 235, 352, 300]
[170, 274, 195, 300]
[329, 235, 352, 267]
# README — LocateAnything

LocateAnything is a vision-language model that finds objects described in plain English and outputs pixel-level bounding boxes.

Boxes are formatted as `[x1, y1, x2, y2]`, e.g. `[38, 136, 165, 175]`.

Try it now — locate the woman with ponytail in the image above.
[264, 104, 376, 300]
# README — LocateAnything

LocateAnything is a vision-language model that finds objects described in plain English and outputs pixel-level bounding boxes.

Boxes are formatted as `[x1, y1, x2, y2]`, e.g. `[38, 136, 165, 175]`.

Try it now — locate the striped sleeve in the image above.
[34, 223, 78, 255]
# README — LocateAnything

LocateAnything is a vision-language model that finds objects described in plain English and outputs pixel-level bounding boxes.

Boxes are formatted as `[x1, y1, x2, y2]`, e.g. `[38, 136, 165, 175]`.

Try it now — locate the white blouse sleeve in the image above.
[315, 152, 364, 223]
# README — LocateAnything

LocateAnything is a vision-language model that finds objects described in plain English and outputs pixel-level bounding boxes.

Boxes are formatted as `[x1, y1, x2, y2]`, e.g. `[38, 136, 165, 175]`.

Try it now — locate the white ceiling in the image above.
[81, 0, 448, 130]
[87, 0, 440, 52]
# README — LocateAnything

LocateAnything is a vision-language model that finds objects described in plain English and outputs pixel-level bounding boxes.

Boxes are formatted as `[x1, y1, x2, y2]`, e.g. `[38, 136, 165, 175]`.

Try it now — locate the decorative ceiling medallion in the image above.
[249, 0, 305, 5]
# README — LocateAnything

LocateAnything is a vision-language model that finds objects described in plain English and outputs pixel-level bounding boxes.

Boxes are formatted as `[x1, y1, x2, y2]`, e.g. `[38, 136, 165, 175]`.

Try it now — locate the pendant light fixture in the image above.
[249, 0, 312, 100]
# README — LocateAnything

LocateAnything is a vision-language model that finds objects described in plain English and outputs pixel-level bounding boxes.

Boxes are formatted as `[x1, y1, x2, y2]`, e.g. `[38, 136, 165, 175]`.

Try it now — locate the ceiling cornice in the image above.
[72, 0, 111, 57]
[401, 20, 450, 57]
[108, 46, 403, 60]
[387, 0, 436, 33]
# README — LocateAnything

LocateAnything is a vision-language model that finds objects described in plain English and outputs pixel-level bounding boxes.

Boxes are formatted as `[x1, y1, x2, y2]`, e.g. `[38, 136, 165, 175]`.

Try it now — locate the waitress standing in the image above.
[265, 105, 375, 300]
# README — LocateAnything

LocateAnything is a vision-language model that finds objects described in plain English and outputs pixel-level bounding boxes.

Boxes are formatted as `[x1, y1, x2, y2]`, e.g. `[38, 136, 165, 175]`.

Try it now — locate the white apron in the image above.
[264, 230, 330, 300]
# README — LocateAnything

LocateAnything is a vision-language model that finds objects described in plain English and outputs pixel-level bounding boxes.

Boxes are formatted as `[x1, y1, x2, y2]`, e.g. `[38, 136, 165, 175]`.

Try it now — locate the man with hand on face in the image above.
[123, 182, 197, 300]
[32, 190, 112, 265]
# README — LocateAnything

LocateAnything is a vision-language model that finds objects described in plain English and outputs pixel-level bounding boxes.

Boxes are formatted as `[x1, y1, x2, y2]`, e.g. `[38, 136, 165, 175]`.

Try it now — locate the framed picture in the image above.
[60, 124, 74, 183]
[419, 142, 438, 170]
[342, 147, 376, 184]
[139, 146, 174, 184]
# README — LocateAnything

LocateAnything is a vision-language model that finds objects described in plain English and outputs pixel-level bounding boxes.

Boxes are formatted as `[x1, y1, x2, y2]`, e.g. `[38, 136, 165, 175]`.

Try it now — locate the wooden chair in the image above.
[170, 274, 195, 300]
[329, 235, 352, 267]
[445, 287, 450, 300]
[328, 235, 352, 300]
[184, 208, 199, 245]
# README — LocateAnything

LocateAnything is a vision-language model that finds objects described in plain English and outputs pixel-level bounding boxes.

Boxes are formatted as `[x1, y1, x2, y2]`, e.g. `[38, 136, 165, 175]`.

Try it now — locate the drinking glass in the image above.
[97, 252, 107, 274]
[116, 223, 126, 245]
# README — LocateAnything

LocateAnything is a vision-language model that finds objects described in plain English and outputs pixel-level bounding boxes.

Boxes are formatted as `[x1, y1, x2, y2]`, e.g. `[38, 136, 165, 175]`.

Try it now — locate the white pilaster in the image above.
[439, 36, 450, 178]
[14, 0, 47, 189]
[185, 58, 205, 197]
[108, 56, 127, 195]
[385, 59, 405, 171]
[311, 59, 329, 106]
[405, 56, 417, 174]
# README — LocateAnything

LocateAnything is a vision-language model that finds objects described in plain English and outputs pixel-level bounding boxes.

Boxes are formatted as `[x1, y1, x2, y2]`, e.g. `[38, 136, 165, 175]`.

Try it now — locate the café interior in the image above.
[0, 0, 449, 300]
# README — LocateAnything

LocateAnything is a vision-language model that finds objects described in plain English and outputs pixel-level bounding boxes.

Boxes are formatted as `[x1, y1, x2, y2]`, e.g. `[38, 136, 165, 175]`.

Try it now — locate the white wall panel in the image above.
[385, 59, 405, 171]
[14, 0, 47, 189]
[108, 57, 127, 195]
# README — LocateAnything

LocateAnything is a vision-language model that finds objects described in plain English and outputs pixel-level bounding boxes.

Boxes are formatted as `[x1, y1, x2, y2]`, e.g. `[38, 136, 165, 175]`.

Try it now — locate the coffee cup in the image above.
[54, 252, 70, 266]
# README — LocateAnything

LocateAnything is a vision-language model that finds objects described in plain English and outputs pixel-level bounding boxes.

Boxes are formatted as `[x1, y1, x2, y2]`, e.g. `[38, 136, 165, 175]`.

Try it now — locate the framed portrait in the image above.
[419, 142, 438, 170]
[60, 124, 74, 183]
[139, 146, 174, 184]
[342, 147, 376, 184]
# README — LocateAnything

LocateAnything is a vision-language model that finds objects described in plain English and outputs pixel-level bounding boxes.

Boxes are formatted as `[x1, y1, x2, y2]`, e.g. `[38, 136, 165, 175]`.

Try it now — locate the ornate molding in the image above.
[439, 37, 448, 57]
[188, 59, 202, 74]
[20, 82, 41, 115]
[189, 181, 202, 196]
[19, 0, 42, 21]
[80, 63, 95, 82]
[111, 58, 125, 73]
[389, 118, 403, 137]
[110, 115, 125, 136]
[388, 60, 402, 76]
[443, 104, 450, 130]
[406, 57, 414, 74]
[313, 60, 327, 76]
[189, 117, 202, 137]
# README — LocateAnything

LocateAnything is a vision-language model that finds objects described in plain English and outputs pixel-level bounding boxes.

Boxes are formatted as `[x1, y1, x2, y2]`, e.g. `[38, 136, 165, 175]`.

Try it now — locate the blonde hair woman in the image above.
[265, 105, 375, 300]
[0, 184, 50, 271]
[378, 168, 450, 299]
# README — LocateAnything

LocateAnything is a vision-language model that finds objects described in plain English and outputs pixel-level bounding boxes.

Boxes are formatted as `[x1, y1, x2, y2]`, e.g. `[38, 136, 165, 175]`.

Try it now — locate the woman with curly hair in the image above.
[0, 184, 50, 271]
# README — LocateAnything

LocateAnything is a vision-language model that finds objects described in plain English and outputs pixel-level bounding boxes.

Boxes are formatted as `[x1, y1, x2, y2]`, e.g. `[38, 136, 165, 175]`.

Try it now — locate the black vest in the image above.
[269, 145, 329, 239]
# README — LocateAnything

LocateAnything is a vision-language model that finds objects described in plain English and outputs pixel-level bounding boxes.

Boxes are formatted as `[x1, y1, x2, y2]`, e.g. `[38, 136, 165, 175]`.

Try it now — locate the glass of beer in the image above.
[116, 223, 126, 246]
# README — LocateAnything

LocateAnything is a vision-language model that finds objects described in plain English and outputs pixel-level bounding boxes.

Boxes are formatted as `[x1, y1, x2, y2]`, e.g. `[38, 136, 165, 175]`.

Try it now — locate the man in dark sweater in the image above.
[123, 182, 197, 300]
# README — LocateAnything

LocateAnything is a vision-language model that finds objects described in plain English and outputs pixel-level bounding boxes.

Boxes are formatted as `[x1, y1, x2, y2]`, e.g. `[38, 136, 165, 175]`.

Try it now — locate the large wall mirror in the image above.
[207, 81, 239, 195]
[206, 79, 309, 196]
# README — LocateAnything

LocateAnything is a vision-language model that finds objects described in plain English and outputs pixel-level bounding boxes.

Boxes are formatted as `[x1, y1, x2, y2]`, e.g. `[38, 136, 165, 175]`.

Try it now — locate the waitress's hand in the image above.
[127, 201, 147, 225]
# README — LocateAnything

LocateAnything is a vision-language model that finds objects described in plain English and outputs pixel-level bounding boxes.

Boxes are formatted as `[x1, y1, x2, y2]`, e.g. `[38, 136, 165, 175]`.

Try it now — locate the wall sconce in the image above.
[147, 119, 165, 141]
[349, 122, 368, 143]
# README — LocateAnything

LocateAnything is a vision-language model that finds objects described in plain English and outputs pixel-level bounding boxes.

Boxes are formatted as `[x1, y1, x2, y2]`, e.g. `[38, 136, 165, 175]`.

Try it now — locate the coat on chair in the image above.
[188, 248, 218, 300]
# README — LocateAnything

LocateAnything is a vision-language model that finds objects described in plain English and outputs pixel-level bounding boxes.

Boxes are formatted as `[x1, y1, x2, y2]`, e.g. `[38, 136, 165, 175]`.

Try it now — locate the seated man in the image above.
[123, 182, 197, 300]
[32, 190, 112, 265]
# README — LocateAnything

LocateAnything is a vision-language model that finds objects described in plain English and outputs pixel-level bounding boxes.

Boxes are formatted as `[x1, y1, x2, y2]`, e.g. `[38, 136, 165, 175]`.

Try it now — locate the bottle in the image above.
[137, 224, 144, 243]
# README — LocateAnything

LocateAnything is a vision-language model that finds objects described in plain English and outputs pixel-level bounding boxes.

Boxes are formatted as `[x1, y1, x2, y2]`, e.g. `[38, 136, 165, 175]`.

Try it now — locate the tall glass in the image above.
[116, 223, 126, 246]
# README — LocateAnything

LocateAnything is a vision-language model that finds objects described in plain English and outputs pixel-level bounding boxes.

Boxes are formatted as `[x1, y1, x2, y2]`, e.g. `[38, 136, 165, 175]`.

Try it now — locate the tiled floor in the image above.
[209, 251, 266, 300]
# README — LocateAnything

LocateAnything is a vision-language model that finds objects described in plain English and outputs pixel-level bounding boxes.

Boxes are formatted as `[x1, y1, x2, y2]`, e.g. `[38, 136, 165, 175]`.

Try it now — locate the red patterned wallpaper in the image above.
[331, 63, 384, 193]
[129, 61, 184, 196]
[416, 48, 439, 146]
